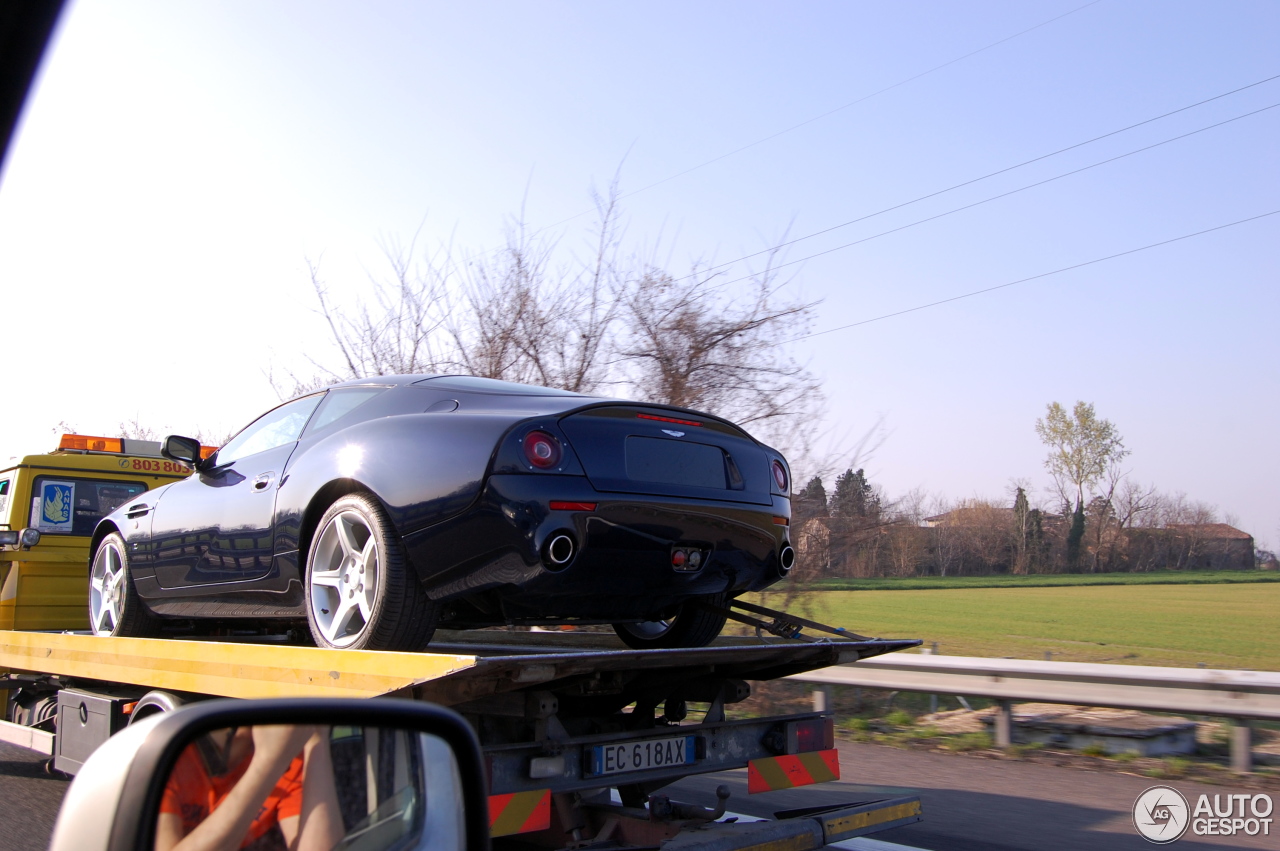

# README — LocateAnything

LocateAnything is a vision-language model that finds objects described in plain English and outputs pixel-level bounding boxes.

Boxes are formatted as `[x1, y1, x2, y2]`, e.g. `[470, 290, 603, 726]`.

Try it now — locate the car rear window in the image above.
[625, 437, 727, 489]
[29, 476, 148, 536]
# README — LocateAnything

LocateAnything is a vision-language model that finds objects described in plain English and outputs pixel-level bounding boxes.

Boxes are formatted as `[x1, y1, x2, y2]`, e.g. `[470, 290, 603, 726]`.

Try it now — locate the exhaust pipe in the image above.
[543, 533, 576, 570]
[778, 544, 796, 575]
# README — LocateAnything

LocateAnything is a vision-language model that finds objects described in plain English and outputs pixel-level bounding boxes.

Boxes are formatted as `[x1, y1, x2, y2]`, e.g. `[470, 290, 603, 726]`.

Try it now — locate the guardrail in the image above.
[788, 654, 1280, 772]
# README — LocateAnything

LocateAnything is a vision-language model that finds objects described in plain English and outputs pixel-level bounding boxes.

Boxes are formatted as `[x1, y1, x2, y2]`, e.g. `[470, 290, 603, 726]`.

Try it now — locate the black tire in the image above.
[305, 493, 440, 651]
[89, 531, 161, 637]
[612, 594, 729, 649]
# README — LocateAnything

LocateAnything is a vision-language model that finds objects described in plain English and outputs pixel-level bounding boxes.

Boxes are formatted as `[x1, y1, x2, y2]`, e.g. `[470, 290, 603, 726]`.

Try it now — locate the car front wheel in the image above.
[305, 493, 440, 651]
[612, 594, 728, 649]
[89, 532, 160, 637]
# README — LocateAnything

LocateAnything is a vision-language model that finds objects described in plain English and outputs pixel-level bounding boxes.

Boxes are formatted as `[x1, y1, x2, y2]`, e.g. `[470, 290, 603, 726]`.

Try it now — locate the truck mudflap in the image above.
[652, 795, 924, 850]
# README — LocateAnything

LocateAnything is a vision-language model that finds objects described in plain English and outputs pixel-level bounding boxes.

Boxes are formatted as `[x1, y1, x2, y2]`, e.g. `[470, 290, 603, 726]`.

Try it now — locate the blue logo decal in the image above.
[42, 484, 73, 525]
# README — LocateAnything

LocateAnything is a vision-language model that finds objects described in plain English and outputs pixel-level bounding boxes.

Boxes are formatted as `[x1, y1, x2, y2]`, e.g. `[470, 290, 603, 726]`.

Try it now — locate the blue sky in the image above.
[2, 1, 1276, 548]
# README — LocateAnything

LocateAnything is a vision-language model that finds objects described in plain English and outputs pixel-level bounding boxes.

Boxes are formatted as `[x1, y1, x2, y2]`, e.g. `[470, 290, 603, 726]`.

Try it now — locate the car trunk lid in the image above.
[559, 405, 774, 505]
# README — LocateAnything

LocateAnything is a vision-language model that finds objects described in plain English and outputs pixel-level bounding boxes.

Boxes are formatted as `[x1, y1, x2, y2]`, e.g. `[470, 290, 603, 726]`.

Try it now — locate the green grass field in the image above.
[799, 571, 1280, 591]
[748, 583, 1280, 671]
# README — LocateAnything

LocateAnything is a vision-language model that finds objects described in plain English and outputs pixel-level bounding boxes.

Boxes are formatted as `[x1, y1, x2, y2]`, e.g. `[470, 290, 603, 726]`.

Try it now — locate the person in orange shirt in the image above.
[155, 724, 344, 851]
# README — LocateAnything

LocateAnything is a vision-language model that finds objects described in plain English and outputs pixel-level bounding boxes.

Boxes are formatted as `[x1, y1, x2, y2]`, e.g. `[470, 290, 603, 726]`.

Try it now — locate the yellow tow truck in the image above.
[0, 434, 214, 632]
[0, 437, 924, 849]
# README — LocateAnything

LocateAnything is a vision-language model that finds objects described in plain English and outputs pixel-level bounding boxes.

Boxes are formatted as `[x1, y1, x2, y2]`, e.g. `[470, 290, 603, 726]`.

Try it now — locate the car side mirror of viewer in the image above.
[160, 435, 205, 470]
[48, 698, 491, 851]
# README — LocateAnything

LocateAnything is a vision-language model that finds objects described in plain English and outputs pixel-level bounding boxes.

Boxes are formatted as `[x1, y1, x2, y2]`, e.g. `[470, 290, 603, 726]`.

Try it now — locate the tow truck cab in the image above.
[0, 434, 212, 631]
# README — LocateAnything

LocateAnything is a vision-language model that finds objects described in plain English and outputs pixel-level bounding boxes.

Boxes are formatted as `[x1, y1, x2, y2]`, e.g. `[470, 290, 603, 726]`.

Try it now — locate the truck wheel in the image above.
[128, 690, 187, 725]
[305, 493, 440, 651]
[89, 532, 160, 637]
[612, 594, 728, 649]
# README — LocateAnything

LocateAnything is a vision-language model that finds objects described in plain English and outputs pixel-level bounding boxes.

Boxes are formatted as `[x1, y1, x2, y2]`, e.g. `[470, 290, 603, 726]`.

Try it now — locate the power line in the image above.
[690, 72, 1280, 282]
[704, 100, 1279, 292]
[788, 209, 1280, 343]
[538, 0, 1106, 233]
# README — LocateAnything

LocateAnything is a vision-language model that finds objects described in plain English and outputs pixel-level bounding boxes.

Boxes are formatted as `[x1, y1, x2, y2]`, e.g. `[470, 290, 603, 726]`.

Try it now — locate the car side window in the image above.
[214, 394, 324, 467]
[305, 387, 386, 436]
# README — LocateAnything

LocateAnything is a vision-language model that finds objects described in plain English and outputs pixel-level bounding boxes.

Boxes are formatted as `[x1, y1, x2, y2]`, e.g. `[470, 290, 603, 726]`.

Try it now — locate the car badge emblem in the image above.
[662, 429, 685, 438]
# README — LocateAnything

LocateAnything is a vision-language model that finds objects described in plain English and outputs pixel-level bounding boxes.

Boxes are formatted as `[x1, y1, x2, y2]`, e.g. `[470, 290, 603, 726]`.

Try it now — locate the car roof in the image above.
[324, 374, 600, 398]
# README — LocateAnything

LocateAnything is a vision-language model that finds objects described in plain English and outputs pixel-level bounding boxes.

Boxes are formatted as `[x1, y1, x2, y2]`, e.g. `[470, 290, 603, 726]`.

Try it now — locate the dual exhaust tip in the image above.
[543, 532, 576, 570]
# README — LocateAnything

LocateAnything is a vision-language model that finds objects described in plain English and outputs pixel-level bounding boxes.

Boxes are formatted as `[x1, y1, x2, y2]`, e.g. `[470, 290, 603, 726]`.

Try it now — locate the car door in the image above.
[149, 394, 324, 590]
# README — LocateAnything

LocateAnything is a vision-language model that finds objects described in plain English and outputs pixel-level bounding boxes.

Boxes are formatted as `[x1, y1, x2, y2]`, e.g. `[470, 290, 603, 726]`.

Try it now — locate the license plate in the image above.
[588, 735, 695, 776]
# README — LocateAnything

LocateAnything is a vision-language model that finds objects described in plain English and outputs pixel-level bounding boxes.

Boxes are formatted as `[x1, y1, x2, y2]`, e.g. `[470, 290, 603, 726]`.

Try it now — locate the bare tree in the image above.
[290, 185, 827, 468]
[928, 496, 961, 577]
[447, 188, 624, 393]
[295, 185, 630, 396]
[885, 488, 929, 577]
[1114, 480, 1159, 530]
[311, 236, 458, 381]
[448, 233, 557, 384]
[615, 258, 821, 454]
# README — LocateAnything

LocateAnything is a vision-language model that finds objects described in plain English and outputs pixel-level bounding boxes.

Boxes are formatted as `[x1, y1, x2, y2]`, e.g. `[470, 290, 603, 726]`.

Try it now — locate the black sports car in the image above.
[88, 375, 795, 650]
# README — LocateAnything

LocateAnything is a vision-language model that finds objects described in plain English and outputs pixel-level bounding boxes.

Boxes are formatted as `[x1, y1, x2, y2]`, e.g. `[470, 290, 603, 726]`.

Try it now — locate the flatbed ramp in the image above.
[0, 630, 918, 704]
[0, 629, 925, 849]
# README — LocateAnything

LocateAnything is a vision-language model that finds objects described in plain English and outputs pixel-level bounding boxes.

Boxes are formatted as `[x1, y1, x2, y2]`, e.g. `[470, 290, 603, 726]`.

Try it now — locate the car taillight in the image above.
[523, 431, 562, 469]
[771, 460, 788, 491]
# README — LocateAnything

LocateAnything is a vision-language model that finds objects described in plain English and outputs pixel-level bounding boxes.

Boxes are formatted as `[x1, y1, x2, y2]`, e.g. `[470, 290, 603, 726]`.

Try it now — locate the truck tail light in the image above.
[788, 717, 834, 753]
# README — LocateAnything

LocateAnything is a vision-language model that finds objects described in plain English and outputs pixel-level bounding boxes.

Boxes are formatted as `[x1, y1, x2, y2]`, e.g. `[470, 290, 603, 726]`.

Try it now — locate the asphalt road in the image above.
[0, 742, 70, 851]
[669, 742, 1275, 851]
[2, 738, 1274, 850]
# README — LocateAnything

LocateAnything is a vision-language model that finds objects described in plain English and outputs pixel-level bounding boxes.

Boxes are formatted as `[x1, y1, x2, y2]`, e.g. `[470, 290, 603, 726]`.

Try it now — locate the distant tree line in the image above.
[787, 399, 1261, 580]
[789, 472, 1257, 579]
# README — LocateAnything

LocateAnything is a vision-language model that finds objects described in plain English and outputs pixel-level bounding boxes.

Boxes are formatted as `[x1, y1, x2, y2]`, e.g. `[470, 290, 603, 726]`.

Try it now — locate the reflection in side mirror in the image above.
[48, 698, 488, 851]
[160, 434, 204, 469]
[154, 723, 464, 851]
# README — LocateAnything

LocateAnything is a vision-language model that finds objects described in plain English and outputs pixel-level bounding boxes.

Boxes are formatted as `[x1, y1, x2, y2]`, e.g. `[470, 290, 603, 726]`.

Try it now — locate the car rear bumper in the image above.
[401, 474, 791, 623]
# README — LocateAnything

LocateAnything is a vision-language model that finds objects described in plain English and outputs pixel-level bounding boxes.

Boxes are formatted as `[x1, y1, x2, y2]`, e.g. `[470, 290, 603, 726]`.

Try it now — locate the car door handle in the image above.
[252, 473, 275, 492]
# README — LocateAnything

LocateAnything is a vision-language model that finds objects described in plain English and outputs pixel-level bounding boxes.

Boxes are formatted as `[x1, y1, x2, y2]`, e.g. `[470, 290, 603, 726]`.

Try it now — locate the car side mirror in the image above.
[160, 434, 206, 470]
[48, 697, 491, 851]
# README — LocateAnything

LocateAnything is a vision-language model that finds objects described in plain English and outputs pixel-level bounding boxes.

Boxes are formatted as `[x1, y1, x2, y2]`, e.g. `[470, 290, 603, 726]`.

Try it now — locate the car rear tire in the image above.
[305, 493, 440, 651]
[612, 594, 729, 649]
[89, 532, 160, 637]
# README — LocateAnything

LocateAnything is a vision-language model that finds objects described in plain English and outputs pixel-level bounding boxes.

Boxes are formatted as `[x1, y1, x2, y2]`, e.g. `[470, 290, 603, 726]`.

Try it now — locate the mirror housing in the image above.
[48, 697, 491, 851]
[160, 434, 206, 470]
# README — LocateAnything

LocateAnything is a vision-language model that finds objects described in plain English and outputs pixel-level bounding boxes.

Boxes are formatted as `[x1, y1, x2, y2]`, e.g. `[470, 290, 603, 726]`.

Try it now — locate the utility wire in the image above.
[538, 0, 1106, 233]
[690, 72, 1280, 282]
[788, 209, 1280, 343]
[703, 101, 1279, 293]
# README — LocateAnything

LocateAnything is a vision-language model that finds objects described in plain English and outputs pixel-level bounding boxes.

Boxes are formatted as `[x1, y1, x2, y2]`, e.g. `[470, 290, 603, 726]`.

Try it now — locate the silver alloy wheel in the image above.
[89, 538, 127, 635]
[308, 509, 381, 647]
